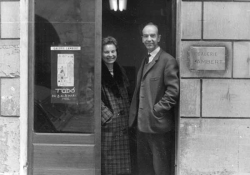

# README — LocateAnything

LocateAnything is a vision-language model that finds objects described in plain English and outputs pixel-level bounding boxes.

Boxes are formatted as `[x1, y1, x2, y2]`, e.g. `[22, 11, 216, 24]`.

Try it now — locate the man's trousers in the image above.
[137, 130, 172, 175]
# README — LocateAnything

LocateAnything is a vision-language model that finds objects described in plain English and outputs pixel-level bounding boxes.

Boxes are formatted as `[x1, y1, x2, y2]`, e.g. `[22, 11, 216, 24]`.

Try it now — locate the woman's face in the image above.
[102, 44, 117, 65]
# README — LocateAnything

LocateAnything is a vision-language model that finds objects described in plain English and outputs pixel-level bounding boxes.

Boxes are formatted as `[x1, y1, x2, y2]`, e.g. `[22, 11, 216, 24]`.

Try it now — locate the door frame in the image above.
[20, 0, 29, 174]
[27, 0, 102, 174]
[175, 0, 182, 174]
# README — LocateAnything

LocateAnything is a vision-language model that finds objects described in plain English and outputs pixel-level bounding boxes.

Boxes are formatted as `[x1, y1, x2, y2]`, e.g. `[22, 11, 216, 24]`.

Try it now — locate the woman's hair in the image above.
[102, 36, 118, 51]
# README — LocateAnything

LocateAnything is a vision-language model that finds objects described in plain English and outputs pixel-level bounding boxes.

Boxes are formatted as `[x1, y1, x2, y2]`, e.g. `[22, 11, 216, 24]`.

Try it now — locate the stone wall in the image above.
[179, 1, 250, 174]
[0, 1, 20, 175]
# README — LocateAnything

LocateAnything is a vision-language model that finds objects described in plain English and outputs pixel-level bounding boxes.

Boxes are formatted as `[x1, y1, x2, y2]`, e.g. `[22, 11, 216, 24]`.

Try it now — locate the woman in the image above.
[101, 36, 131, 175]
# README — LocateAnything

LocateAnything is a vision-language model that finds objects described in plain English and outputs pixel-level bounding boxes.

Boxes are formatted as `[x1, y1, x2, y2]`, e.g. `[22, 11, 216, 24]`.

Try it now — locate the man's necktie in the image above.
[146, 54, 151, 64]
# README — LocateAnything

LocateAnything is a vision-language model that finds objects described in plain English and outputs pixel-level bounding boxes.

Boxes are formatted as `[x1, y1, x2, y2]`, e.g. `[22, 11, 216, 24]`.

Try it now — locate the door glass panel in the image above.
[34, 0, 95, 133]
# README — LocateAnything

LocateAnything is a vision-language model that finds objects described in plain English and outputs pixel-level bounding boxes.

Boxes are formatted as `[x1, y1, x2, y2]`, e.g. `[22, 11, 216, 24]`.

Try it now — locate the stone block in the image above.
[180, 79, 200, 117]
[179, 118, 250, 175]
[233, 42, 250, 78]
[181, 41, 232, 78]
[0, 40, 20, 77]
[204, 2, 250, 39]
[1, 79, 20, 116]
[1, 1, 20, 38]
[202, 80, 250, 117]
[0, 117, 20, 174]
[181, 2, 202, 39]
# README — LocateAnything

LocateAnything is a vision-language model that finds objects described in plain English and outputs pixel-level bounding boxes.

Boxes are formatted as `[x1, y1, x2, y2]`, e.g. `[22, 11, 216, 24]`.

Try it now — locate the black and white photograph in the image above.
[0, 0, 250, 175]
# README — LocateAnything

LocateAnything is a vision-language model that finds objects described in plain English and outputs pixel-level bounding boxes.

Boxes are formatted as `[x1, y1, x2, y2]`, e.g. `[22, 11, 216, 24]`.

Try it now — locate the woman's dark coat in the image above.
[101, 61, 131, 175]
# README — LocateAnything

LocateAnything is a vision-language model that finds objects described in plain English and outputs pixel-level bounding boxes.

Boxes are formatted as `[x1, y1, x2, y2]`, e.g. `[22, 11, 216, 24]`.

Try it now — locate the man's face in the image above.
[142, 25, 161, 53]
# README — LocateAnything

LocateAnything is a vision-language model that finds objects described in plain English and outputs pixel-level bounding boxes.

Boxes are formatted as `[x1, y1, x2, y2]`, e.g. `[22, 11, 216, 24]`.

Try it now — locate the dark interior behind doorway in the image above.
[102, 0, 177, 174]
[102, 0, 175, 72]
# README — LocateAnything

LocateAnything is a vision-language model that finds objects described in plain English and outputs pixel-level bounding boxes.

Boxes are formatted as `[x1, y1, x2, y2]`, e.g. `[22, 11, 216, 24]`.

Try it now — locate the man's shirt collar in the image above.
[148, 47, 160, 63]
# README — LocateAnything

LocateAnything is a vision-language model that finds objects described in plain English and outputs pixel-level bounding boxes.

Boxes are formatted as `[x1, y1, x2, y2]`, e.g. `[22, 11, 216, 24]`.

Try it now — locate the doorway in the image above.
[28, 0, 177, 174]
[102, 0, 177, 174]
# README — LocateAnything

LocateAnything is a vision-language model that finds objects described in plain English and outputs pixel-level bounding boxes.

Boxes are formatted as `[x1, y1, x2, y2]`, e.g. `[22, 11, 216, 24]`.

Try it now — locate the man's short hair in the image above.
[140, 22, 160, 36]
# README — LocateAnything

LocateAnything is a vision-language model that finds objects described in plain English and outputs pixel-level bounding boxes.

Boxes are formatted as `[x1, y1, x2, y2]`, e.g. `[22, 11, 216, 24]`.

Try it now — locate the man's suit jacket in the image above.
[129, 48, 179, 133]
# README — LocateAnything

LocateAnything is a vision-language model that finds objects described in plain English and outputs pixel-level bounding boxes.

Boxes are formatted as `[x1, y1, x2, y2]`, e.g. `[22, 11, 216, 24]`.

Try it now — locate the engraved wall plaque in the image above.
[189, 46, 226, 70]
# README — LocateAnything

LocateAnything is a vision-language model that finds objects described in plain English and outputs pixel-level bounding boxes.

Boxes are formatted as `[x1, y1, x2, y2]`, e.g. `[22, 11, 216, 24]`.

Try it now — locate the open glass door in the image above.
[28, 0, 101, 174]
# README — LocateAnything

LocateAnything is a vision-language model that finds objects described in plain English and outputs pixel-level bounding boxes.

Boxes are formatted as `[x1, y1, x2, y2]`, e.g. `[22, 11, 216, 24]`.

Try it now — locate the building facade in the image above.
[0, 0, 250, 174]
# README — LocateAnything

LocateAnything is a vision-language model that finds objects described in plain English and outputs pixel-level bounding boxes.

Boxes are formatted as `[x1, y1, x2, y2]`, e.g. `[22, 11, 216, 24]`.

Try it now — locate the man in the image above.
[129, 22, 179, 175]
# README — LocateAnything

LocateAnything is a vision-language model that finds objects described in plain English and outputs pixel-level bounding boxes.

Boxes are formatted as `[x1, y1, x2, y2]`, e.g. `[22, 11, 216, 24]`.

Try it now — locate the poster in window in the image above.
[57, 54, 74, 87]
[51, 46, 81, 103]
